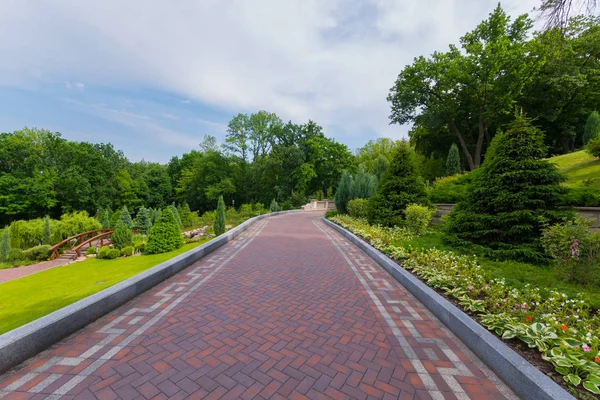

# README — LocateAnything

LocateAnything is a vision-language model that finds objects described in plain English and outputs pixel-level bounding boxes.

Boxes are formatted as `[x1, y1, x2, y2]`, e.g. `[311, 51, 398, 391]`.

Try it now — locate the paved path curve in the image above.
[0, 213, 516, 400]
[0, 259, 71, 284]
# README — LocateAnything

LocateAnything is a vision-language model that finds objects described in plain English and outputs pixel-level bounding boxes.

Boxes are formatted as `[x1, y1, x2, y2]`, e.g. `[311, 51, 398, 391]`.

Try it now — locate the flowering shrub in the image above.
[329, 215, 600, 395]
[541, 218, 600, 284]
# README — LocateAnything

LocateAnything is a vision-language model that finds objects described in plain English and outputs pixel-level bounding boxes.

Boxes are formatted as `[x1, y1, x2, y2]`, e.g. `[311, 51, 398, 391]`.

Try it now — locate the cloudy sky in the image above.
[0, 0, 540, 162]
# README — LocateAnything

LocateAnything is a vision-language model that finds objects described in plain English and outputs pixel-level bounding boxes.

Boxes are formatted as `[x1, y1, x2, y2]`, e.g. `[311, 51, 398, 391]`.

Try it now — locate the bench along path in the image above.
[0, 213, 516, 400]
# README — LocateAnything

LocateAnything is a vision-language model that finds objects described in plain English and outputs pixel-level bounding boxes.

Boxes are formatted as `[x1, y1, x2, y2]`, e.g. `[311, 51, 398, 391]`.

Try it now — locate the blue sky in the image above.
[0, 0, 538, 163]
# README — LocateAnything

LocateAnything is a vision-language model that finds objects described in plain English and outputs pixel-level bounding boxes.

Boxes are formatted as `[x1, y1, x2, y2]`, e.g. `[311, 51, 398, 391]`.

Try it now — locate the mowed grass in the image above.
[549, 150, 600, 188]
[395, 230, 600, 310]
[0, 241, 207, 335]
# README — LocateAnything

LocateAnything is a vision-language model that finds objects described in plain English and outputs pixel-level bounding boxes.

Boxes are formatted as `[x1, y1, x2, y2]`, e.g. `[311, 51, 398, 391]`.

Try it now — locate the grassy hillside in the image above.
[549, 150, 600, 189]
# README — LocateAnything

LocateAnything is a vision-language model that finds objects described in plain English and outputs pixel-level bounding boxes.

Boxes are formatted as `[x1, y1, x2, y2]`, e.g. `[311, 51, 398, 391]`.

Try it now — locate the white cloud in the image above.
[65, 81, 85, 91]
[0, 0, 540, 146]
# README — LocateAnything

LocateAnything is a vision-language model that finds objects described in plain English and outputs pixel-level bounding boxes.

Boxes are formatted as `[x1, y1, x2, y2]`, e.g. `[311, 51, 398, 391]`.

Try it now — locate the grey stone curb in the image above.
[0, 210, 300, 375]
[323, 217, 574, 400]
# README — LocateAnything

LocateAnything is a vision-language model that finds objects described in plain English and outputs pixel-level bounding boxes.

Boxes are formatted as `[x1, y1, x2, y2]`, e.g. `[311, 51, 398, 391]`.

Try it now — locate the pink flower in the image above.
[583, 344, 591, 352]
[467, 285, 473, 290]
[521, 303, 527, 309]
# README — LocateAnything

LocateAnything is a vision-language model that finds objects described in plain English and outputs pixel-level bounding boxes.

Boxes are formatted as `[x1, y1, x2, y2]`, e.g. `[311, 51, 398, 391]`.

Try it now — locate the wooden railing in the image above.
[49, 229, 113, 260]
[72, 231, 115, 259]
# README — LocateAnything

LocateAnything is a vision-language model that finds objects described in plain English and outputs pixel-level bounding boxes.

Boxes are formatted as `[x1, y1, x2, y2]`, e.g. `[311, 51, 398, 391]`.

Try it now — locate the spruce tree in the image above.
[112, 220, 133, 250]
[0, 227, 11, 263]
[269, 199, 280, 212]
[445, 143, 462, 176]
[352, 165, 378, 199]
[102, 210, 110, 229]
[171, 203, 183, 228]
[42, 217, 51, 245]
[214, 196, 226, 236]
[583, 111, 600, 145]
[120, 206, 133, 228]
[110, 209, 122, 229]
[145, 207, 183, 254]
[446, 113, 573, 262]
[135, 207, 152, 235]
[367, 142, 429, 227]
[179, 202, 193, 228]
[335, 171, 354, 214]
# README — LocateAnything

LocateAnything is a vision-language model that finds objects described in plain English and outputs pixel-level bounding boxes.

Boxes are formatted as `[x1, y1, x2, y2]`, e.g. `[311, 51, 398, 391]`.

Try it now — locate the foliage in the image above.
[42, 217, 51, 245]
[0, 227, 10, 262]
[584, 111, 600, 145]
[334, 171, 354, 214]
[324, 210, 340, 219]
[120, 206, 133, 228]
[542, 218, 600, 284]
[109, 209, 122, 229]
[171, 203, 183, 228]
[102, 208, 110, 229]
[214, 196, 227, 236]
[239, 204, 254, 218]
[565, 185, 600, 207]
[8, 249, 24, 262]
[587, 138, 600, 159]
[179, 202, 195, 228]
[351, 165, 378, 200]
[445, 143, 461, 176]
[145, 207, 183, 254]
[269, 199, 280, 212]
[427, 173, 475, 204]
[112, 221, 133, 250]
[331, 215, 600, 395]
[85, 246, 97, 256]
[120, 246, 134, 257]
[23, 245, 51, 262]
[368, 143, 429, 227]
[404, 204, 434, 235]
[446, 113, 574, 262]
[134, 206, 152, 235]
[355, 138, 397, 178]
[97, 246, 111, 259]
[347, 199, 369, 219]
[106, 249, 121, 259]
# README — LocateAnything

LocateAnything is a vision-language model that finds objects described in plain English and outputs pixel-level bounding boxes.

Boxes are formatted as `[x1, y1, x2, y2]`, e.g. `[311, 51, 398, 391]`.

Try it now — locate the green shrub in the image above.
[542, 218, 600, 284]
[564, 185, 600, 207]
[145, 208, 183, 254]
[23, 245, 51, 261]
[239, 204, 254, 218]
[120, 246, 134, 257]
[214, 196, 226, 236]
[179, 202, 195, 228]
[404, 204, 434, 235]
[107, 248, 121, 259]
[282, 200, 293, 211]
[583, 111, 600, 145]
[134, 241, 145, 253]
[586, 137, 600, 159]
[85, 246, 97, 256]
[351, 166, 378, 200]
[368, 143, 429, 227]
[171, 203, 184, 228]
[325, 210, 340, 219]
[112, 221, 133, 250]
[253, 202, 265, 212]
[446, 113, 573, 263]
[445, 143, 462, 176]
[102, 208, 111, 229]
[98, 246, 111, 259]
[42, 217, 51, 245]
[226, 206, 239, 221]
[59, 211, 102, 237]
[290, 191, 307, 207]
[120, 206, 133, 228]
[347, 199, 369, 219]
[427, 173, 475, 204]
[8, 249, 24, 262]
[0, 228, 10, 263]
[269, 199, 280, 212]
[334, 171, 353, 214]
[134, 207, 152, 235]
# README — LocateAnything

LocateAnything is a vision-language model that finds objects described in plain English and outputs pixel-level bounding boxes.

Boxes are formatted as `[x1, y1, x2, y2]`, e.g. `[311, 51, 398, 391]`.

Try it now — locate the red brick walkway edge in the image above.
[322, 217, 574, 400]
[0, 211, 301, 376]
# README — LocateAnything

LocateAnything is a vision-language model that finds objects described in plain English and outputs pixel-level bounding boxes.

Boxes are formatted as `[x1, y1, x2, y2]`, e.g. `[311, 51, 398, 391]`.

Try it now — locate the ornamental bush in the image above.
[8, 249, 24, 262]
[107, 248, 121, 259]
[120, 206, 133, 228]
[367, 143, 429, 227]
[134, 207, 152, 235]
[404, 204, 434, 235]
[171, 203, 184, 228]
[110, 209, 122, 229]
[446, 113, 573, 262]
[239, 204, 254, 218]
[85, 246, 97, 256]
[351, 166, 378, 200]
[145, 207, 183, 254]
[0, 227, 11, 263]
[445, 143, 462, 176]
[179, 202, 195, 228]
[112, 221, 133, 250]
[269, 199, 280, 212]
[23, 245, 51, 261]
[102, 209, 110, 229]
[98, 246, 111, 259]
[587, 137, 600, 159]
[334, 171, 354, 214]
[541, 218, 600, 284]
[120, 246, 134, 257]
[347, 199, 369, 219]
[42, 217, 51, 245]
[214, 196, 226, 236]
[583, 111, 600, 145]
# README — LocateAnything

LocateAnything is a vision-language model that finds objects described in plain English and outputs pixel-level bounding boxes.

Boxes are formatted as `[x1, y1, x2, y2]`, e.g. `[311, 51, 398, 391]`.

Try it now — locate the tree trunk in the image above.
[448, 119, 476, 171]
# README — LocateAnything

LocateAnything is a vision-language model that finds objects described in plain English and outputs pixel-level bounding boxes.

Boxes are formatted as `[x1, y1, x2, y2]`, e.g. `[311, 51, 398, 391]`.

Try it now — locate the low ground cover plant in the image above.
[329, 214, 600, 395]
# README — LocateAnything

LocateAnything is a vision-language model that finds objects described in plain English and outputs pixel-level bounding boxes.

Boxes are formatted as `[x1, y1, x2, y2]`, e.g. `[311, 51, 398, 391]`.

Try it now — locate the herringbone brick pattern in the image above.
[0, 213, 515, 399]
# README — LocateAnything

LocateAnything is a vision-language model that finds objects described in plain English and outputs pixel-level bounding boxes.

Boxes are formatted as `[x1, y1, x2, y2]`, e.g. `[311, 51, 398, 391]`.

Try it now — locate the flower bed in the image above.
[329, 214, 600, 397]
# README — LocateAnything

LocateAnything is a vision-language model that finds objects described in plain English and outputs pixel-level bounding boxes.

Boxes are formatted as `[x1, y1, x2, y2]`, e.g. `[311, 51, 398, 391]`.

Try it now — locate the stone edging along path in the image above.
[0, 210, 300, 376]
[322, 217, 575, 400]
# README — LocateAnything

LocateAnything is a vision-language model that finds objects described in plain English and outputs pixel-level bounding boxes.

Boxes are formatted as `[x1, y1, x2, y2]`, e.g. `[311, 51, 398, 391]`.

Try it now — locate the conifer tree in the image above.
[334, 171, 354, 214]
[351, 165, 378, 199]
[446, 112, 573, 262]
[214, 196, 226, 236]
[102, 210, 110, 229]
[179, 202, 193, 228]
[112, 220, 133, 250]
[367, 142, 429, 226]
[135, 207, 152, 235]
[0, 227, 11, 263]
[42, 217, 51, 245]
[269, 199, 280, 212]
[120, 206, 133, 228]
[110, 209, 122, 229]
[445, 143, 462, 176]
[171, 203, 183, 228]
[583, 111, 600, 145]
[145, 207, 183, 254]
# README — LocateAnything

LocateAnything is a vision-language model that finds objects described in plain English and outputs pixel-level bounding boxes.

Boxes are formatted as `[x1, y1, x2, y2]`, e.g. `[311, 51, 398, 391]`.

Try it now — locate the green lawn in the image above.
[395, 230, 600, 310]
[0, 241, 207, 334]
[549, 150, 600, 188]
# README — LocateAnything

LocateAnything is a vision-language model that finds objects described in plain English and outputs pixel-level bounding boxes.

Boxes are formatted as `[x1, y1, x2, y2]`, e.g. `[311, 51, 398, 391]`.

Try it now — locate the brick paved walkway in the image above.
[0, 213, 517, 399]
[0, 259, 71, 284]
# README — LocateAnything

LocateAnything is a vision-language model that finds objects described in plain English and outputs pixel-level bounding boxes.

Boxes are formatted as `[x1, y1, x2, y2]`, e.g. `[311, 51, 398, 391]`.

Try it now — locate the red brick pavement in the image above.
[0, 213, 516, 399]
